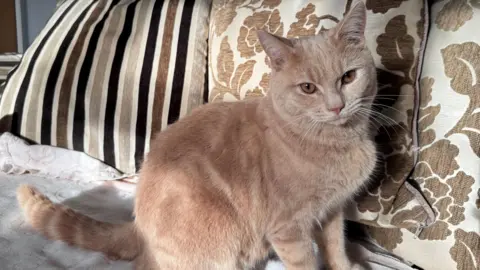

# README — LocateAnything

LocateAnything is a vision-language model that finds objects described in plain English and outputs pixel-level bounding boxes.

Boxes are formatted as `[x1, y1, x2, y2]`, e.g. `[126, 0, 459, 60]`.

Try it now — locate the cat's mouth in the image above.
[326, 116, 349, 126]
[308, 111, 355, 126]
[324, 109, 365, 125]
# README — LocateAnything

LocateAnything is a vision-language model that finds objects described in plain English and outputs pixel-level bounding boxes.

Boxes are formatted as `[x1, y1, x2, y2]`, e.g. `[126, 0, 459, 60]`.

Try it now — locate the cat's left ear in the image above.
[257, 30, 294, 71]
[332, 0, 367, 46]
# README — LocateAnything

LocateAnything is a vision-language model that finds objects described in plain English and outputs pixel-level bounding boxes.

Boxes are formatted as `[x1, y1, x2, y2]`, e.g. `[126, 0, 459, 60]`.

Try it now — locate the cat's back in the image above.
[141, 98, 265, 173]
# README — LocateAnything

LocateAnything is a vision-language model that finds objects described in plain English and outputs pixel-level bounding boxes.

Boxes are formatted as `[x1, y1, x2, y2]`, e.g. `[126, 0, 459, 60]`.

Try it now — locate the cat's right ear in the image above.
[331, 0, 367, 47]
[257, 30, 294, 71]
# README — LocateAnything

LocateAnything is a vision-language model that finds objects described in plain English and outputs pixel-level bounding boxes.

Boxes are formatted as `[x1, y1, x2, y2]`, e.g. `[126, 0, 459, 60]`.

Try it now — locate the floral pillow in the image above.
[368, 1, 480, 269]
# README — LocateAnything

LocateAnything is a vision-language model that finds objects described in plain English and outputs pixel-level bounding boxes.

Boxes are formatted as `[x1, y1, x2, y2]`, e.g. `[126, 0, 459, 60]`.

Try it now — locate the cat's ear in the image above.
[332, 0, 367, 46]
[257, 30, 294, 71]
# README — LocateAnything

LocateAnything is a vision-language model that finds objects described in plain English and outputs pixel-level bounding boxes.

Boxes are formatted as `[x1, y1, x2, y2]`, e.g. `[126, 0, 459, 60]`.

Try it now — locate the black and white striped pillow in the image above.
[0, 0, 211, 174]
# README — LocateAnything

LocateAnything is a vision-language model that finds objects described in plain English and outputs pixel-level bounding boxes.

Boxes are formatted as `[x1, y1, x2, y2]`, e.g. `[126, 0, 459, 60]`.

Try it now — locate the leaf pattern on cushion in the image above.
[442, 42, 480, 157]
[286, 4, 320, 38]
[286, 3, 340, 38]
[434, 197, 453, 220]
[367, 227, 403, 251]
[436, 0, 473, 32]
[211, 0, 282, 37]
[422, 190, 435, 205]
[237, 10, 284, 58]
[447, 205, 465, 225]
[412, 138, 476, 241]
[416, 220, 452, 240]
[247, 73, 270, 100]
[476, 189, 480, 209]
[390, 184, 415, 212]
[416, 140, 459, 179]
[377, 15, 415, 82]
[446, 172, 475, 205]
[211, 0, 245, 36]
[424, 178, 449, 197]
[365, 0, 407, 14]
[217, 36, 235, 86]
[357, 193, 383, 213]
[210, 37, 257, 101]
[231, 60, 256, 93]
[418, 77, 441, 146]
[355, 146, 414, 219]
[391, 206, 428, 227]
[449, 229, 480, 270]
[261, 0, 281, 9]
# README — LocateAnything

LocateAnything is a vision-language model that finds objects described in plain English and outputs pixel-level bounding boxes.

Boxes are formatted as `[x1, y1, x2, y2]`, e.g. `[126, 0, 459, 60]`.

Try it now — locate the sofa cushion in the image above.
[208, 0, 431, 228]
[368, 1, 480, 269]
[0, 0, 211, 174]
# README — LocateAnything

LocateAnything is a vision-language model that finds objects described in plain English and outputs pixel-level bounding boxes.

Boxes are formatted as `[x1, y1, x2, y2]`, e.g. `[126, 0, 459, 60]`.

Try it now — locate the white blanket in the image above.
[0, 133, 415, 270]
[0, 173, 134, 270]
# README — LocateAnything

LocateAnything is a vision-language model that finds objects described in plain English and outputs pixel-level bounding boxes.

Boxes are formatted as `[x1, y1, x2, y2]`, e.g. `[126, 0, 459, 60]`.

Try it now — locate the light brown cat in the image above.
[17, 2, 377, 269]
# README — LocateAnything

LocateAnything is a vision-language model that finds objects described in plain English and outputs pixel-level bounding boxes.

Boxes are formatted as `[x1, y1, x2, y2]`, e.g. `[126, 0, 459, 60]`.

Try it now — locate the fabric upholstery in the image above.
[368, 1, 480, 269]
[0, 0, 211, 174]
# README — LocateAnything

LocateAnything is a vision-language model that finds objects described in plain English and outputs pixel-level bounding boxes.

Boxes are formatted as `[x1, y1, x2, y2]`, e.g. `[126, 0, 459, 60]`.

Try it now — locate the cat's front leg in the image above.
[315, 210, 356, 270]
[269, 224, 317, 270]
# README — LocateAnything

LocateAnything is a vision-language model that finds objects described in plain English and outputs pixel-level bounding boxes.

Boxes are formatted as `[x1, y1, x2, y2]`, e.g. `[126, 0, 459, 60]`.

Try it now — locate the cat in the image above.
[16, 1, 377, 269]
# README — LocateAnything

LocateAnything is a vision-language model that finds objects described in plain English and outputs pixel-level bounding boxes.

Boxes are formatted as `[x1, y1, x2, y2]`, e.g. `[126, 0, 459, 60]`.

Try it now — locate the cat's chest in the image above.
[277, 139, 376, 190]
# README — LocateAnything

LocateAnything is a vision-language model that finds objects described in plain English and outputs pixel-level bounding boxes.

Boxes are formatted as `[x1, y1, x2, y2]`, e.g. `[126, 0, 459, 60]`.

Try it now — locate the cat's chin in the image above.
[325, 116, 350, 126]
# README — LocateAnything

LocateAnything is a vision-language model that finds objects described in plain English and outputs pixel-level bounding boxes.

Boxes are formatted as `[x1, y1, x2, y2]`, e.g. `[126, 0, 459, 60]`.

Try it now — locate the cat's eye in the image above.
[299, 83, 317, 94]
[341, 70, 356, 84]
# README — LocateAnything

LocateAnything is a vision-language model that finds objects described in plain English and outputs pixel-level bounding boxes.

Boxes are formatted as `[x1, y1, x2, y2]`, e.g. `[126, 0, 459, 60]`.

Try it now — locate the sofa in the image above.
[0, 0, 478, 269]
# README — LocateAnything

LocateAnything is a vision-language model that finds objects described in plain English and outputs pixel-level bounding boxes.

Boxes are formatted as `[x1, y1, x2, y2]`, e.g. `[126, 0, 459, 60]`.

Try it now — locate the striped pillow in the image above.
[0, 0, 211, 174]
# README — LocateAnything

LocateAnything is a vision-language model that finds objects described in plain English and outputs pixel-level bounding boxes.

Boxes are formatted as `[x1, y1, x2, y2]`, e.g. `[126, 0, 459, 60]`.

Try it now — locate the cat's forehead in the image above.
[290, 36, 343, 74]
[290, 35, 365, 75]
[295, 35, 340, 60]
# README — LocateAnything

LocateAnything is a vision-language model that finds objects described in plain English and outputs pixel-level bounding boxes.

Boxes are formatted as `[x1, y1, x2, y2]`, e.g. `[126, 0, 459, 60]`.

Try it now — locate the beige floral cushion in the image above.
[368, 1, 480, 269]
[208, 0, 431, 228]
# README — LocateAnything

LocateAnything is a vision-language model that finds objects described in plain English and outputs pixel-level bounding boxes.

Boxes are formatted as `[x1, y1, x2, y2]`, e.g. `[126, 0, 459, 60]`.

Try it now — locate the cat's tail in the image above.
[16, 184, 141, 261]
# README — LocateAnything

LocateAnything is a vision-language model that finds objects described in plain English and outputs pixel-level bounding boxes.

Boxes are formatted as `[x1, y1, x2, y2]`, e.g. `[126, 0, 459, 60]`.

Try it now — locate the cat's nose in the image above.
[329, 105, 344, 115]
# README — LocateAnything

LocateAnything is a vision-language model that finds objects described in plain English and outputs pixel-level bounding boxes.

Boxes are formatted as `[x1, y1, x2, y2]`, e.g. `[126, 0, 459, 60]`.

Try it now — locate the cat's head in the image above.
[258, 1, 376, 127]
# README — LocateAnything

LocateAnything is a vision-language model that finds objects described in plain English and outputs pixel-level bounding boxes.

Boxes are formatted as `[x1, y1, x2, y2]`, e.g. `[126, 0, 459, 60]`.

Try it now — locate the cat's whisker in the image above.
[359, 96, 398, 102]
[348, 115, 365, 138]
[300, 119, 318, 147]
[357, 108, 398, 137]
[358, 108, 408, 137]
[353, 108, 371, 121]
[359, 106, 399, 123]
[359, 108, 397, 127]
[370, 111, 404, 130]
[280, 115, 310, 144]
[300, 120, 313, 146]
[370, 103, 407, 116]
[307, 121, 321, 145]
[354, 110, 390, 139]
[373, 94, 414, 97]
[346, 99, 365, 113]
[348, 99, 363, 108]
[280, 115, 305, 129]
